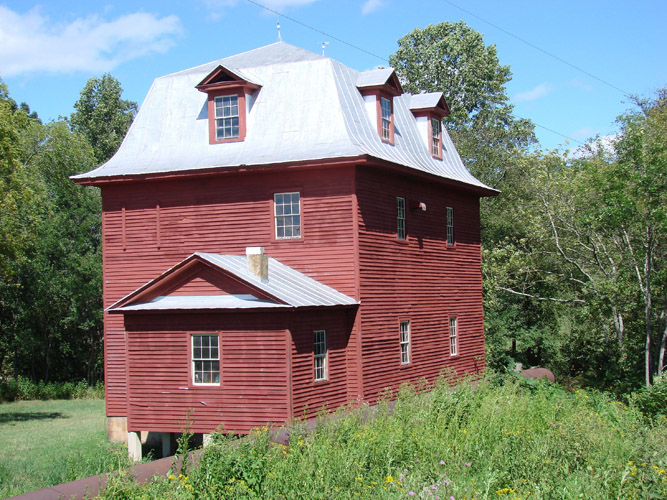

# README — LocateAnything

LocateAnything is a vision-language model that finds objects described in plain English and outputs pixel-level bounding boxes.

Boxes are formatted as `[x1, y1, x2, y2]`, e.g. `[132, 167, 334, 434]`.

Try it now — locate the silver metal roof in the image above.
[115, 294, 287, 312]
[356, 68, 395, 88]
[74, 41, 492, 192]
[109, 252, 358, 312]
[408, 92, 445, 110]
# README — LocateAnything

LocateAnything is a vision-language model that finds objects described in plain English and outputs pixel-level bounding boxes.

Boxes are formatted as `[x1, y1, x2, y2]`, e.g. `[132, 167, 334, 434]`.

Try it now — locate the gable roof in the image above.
[108, 252, 358, 313]
[408, 92, 450, 116]
[73, 41, 494, 193]
[356, 68, 403, 95]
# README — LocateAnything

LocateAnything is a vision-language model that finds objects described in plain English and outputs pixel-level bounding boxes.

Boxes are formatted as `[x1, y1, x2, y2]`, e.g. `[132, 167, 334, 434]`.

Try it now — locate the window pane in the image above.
[275, 192, 301, 239]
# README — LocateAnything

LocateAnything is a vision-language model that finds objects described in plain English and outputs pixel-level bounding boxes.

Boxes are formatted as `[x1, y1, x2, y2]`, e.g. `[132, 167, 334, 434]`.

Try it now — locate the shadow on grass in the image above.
[0, 412, 68, 424]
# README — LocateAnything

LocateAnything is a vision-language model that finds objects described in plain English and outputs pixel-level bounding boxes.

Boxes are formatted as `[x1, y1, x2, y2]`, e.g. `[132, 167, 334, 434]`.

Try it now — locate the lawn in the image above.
[0, 398, 128, 497]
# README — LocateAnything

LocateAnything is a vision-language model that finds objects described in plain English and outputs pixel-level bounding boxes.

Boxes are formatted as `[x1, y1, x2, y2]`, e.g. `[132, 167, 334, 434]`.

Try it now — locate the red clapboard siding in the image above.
[102, 166, 357, 417]
[355, 164, 485, 402]
[289, 310, 354, 420]
[124, 312, 291, 433]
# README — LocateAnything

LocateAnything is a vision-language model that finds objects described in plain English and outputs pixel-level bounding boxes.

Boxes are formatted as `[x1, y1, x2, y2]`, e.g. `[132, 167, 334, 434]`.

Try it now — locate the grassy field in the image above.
[0, 398, 128, 497]
[97, 377, 666, 500]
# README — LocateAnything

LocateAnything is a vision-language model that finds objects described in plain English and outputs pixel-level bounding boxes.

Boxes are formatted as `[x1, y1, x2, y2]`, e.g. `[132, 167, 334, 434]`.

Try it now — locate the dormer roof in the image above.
[356, 68, 403, 96]
[195, 64, 262, 92]
[73, 41, 494, 194]
[408, 92, 451, 118]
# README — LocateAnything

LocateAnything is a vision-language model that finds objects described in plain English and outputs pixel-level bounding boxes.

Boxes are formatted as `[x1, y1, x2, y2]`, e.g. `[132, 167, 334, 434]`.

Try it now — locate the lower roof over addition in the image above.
[107, 251, 359, 314]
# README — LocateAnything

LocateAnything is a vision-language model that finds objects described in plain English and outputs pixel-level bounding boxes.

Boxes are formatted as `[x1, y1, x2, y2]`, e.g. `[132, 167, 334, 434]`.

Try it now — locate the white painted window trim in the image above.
[214, 95, 240, 140]
[274, 192, 302, 239]
[400, 320, 411, 365]
[381, 97, 392, 141]
[192, 334, 220, 386]
[314, 329, 328, 381]
[449, 317, 458, 356]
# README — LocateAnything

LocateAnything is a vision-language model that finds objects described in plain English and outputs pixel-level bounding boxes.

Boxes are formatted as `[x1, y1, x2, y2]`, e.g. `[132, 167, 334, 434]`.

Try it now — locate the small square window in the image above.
[397, 197, 406, 241]
[446, 206, 454, 246]
[449, 317, 458, 356]
[314, 329, 328, 381]
[192, 334, 220, 385]
[275, 192, 301, 239]
[400, 321, 410, 365]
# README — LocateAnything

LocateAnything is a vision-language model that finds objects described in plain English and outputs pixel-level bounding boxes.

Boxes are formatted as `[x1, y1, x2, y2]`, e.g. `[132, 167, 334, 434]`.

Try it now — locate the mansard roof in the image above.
[73, 41, 493, 193]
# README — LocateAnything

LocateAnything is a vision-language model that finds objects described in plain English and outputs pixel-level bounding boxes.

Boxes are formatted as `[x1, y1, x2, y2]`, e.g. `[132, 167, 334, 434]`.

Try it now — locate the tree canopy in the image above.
[0, 75, 136, 384]
[70, 74, 137, 164]
[389, 21, 534, 188]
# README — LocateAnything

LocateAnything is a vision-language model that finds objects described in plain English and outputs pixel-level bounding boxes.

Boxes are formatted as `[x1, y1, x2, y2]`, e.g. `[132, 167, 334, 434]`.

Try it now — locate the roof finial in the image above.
[319, 41, 329, 56]
[277, 21, 282, 41]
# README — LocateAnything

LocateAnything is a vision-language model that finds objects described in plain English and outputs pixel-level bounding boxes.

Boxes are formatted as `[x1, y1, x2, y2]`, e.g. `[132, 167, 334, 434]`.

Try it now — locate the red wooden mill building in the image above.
[73, 42, 496, 459]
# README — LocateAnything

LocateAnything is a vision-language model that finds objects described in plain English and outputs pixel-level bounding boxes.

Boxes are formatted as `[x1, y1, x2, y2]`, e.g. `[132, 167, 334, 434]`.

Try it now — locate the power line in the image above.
[439, 0, 630, 97]
[533, 123, 585, 146]
[243, 0, 592, 146]
[244, 0, 386, 63]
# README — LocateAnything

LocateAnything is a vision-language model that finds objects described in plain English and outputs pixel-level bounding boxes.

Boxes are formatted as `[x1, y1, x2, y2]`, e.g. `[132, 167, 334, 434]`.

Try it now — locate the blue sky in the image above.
[1, 0, 665, 150]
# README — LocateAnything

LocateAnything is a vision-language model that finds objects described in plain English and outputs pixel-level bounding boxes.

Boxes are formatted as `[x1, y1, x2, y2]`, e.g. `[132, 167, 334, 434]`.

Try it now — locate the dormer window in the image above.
[431, 117, 442, 157]
[380, 97, 392, 142]
[215, 95, 240, 140]
[357, 68, 403, 145]
[408, 92, 450, 160]
[196, 65, 261, 144]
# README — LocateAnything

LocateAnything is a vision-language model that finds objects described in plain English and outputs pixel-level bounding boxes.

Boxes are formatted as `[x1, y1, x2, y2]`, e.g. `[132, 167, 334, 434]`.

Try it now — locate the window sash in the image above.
[214, 95, 240, 140]
[381, 97, 392, 141]
[397, 196, 406, 240]
[313, 329, 327, 381]
[192, 334, 220, 385]
[400, 321, 410, 365]
[446, 206, 454, 246]
[431, 118, 441, 156]
[275, 192, 301, 239]
[449, 317, 458, 356]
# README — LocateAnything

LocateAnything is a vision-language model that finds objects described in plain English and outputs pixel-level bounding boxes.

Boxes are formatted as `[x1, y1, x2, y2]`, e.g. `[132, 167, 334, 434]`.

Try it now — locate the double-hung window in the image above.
[192, 334, 220, 385]
[274, 192, 301, 239]
[214, 95, 240, 140]
[380, 97, 392, 142]
[446, 206, 454, 246]
[431, 117, 441, 157]
[397, 196, 406, 241]
[449, 317, 458, 356]
[314, 329, 328, 381]
[400, 320, 411, 365]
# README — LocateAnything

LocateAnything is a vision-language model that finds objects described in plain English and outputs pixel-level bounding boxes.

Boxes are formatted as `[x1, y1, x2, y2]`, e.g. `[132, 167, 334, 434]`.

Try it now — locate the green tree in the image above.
[389, 21, 534, 188]
[1, 79, 103, 383]
[70, 74, 137, 164]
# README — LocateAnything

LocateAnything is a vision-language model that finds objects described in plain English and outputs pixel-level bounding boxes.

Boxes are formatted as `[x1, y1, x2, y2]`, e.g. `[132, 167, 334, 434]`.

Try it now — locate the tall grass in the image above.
[98, 376, 666, 499]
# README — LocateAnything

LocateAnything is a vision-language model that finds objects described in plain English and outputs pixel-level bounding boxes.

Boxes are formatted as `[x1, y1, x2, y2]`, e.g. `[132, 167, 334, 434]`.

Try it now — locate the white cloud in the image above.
[362, 0, 386, 15]
[0, 6, 183, 77]
[512, 82, 555, 103]
[569, 78, 594, 92]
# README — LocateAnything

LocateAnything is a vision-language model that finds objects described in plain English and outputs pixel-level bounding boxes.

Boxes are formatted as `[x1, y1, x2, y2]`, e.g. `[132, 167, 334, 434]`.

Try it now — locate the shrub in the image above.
[0, 377, 104, 402]
[631, 375, 667, 419]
